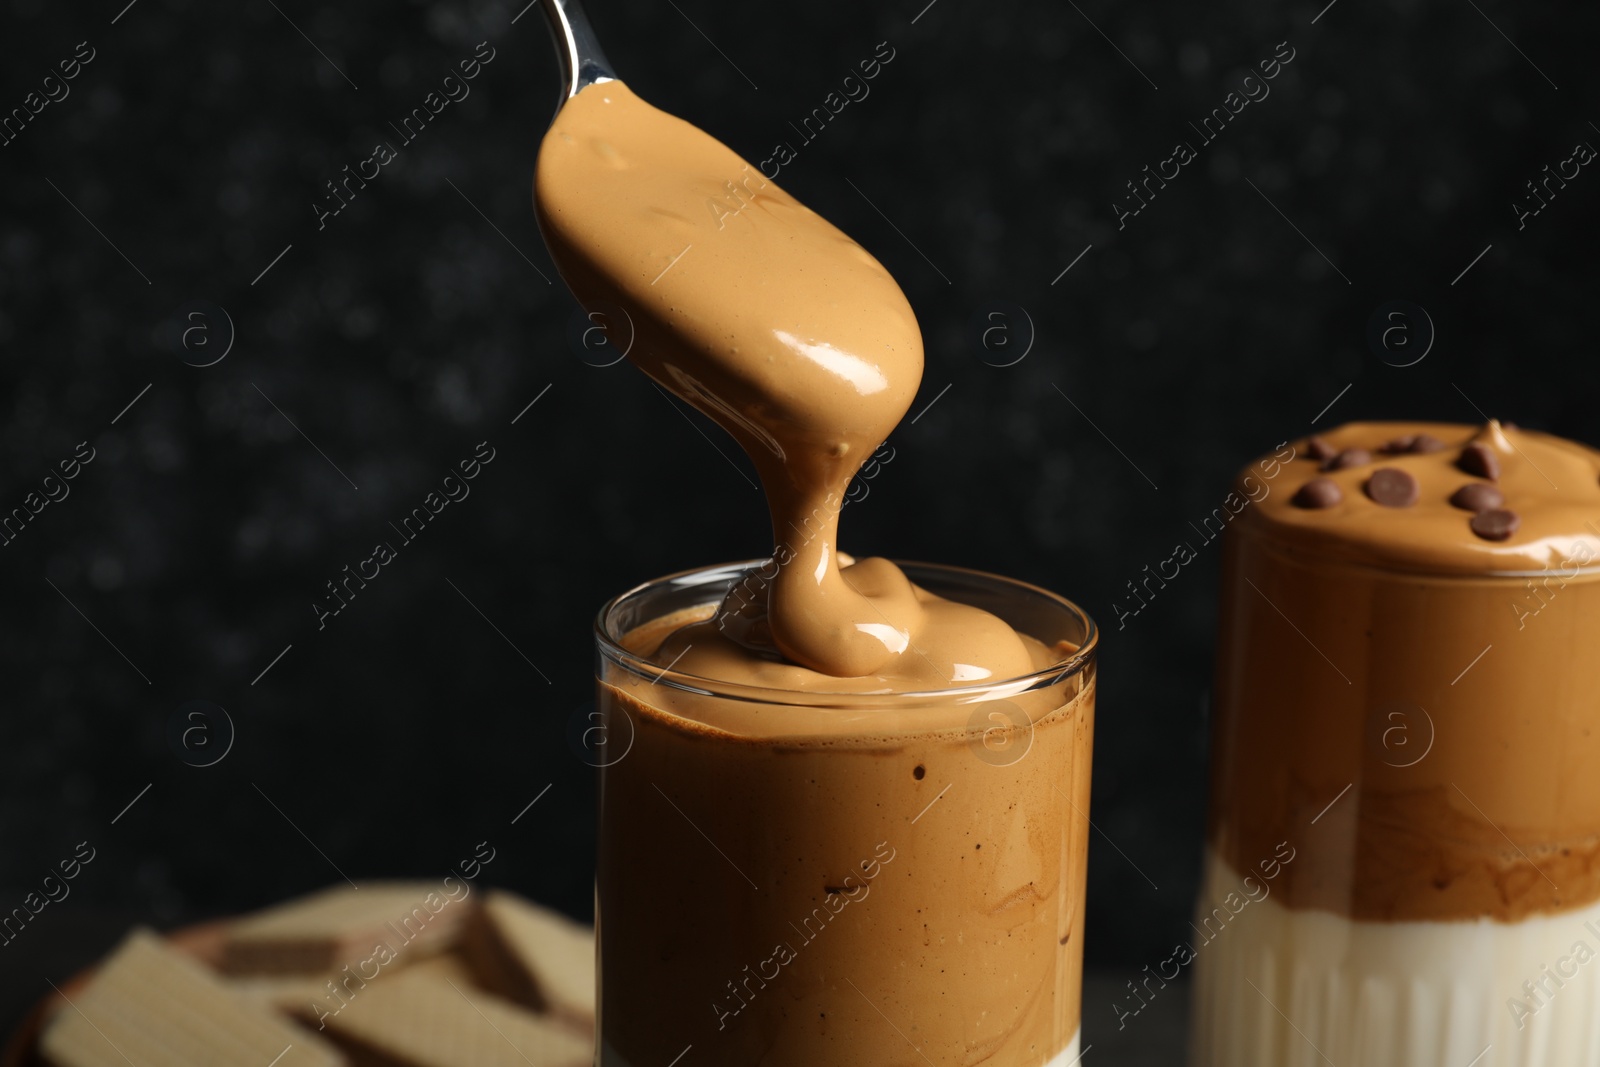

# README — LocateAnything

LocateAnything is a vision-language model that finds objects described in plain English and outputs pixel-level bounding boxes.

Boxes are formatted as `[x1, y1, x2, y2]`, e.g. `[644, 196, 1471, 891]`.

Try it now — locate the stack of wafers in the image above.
[33, 883, 594, 1067]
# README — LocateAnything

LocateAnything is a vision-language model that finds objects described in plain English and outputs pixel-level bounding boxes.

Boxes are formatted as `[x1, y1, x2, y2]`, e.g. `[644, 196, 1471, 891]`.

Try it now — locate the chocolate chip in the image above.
[1458, 442, 1502, 480]
[1292, 478, 1342, 509]
[1449, 483, 1505, 512]
[1305, 435, 1336, 461]
[1322, 448, 1372, 472]
[1365, 468, 1420, 508]
[1470, 509, 1520, 541]
[1410, 433, 1446, 454]
[1381, 432, 1446, 455]
[1380, 434, 1417, 454]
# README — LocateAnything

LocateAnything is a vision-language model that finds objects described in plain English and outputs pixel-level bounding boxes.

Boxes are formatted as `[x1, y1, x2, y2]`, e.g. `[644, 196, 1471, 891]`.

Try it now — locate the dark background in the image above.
[2, 0, 1597, 1054]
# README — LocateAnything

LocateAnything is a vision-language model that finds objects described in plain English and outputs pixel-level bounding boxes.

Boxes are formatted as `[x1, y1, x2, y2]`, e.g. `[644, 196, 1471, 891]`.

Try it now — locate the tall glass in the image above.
[591, 561, 1097, 1067]
[1192, 521, 1600, 1067]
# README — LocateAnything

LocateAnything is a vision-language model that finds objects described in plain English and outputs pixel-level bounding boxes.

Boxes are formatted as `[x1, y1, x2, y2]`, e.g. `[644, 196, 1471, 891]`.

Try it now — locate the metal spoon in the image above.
[540, 0, 616, 104]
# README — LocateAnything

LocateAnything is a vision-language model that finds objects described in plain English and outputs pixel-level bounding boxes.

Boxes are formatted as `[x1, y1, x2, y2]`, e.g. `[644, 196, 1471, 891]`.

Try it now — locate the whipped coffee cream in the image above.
[536, 82, 1044, 688]
[1264, 420, 1600, 573]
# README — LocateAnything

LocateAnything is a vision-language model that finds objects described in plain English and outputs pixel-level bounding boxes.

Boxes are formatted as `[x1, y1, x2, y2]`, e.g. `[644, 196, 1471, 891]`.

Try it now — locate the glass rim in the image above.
[593, 558, 1098, 705]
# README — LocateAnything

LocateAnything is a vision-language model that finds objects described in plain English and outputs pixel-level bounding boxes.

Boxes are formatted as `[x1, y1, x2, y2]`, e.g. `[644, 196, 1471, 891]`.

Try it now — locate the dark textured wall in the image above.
[2, 0, 1596, 1042]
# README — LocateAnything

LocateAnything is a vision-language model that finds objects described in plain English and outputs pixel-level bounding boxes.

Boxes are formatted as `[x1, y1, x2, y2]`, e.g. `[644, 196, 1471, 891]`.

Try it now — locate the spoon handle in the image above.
[541, 0, 616, 102]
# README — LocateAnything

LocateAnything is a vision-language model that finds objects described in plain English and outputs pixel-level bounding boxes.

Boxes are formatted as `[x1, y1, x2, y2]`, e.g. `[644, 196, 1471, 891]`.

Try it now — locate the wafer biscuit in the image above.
[225, 882, 473, 975]
[228, 945, 480, 1017]
[462, 891, 595, 1031]
[228, 972, 344, 1017]
[313, 970, 590, 1067]
[39, 928, 345, 1067]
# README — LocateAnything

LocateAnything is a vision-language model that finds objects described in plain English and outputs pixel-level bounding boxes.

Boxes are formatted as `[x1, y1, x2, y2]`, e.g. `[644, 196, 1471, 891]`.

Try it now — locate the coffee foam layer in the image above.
[1246, 421, 1600, 575]
[594, 676, 1093, 1064]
